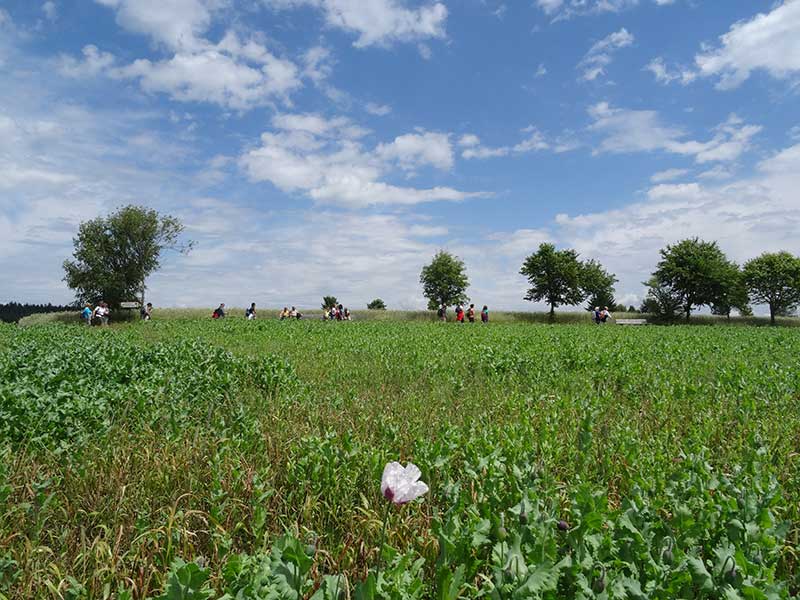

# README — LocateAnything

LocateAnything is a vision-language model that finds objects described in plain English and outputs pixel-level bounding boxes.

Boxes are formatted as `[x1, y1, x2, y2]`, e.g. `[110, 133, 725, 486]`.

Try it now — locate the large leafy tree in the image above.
[742, 251, 800, 325]
[652, 238, 735, 322]
[367, 298, 387, 310]
[640, 277, 684, 322]
[710, 263, 751, 320]
[63, 205, 193, 308]
[322, 296, 339, 310]
[419, 251, 469, 310]
[520, 243, 585, 318]
[581, 259, 618, 311]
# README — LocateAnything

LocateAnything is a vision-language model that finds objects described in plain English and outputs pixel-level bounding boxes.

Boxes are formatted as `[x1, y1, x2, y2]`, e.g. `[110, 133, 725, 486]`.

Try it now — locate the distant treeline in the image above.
[0, 302, 77, 324]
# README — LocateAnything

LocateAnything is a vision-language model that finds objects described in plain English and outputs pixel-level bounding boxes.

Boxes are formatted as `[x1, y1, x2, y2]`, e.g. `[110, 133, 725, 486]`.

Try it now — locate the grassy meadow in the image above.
[1, 316, 799, 598]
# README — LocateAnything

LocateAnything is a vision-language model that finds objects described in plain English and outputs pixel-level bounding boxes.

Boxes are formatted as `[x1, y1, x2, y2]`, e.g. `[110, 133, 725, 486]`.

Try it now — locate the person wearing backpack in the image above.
[481, 305, 489, 323]
[437, 304, 446, 322]
[212, 303, 226, 319]
[455, 304, 465, 323]
[467, 304, 476, 323]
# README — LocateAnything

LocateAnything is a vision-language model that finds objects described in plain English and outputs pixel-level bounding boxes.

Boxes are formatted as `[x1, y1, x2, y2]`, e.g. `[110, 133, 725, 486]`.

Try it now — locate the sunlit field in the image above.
[1, 318, 799, 598]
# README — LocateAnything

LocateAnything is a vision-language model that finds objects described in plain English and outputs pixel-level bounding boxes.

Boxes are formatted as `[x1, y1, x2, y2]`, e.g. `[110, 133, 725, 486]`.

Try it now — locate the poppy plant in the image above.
[381, 461, 429, 505]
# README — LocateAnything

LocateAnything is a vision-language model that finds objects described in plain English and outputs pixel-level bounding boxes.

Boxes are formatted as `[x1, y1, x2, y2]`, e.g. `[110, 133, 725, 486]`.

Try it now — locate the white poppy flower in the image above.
[381, 461, 429, 505]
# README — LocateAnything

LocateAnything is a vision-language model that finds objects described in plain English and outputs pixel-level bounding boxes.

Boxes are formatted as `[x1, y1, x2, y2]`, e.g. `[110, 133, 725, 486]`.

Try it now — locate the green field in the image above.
[1, 319, 799, 599]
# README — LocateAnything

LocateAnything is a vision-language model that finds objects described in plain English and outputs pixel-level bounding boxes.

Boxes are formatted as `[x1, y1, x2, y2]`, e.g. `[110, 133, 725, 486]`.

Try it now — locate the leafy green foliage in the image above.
[520, 243, 586, 316]
[63, 205, 193, 308]
[1, 319, 799, 597]
[581, 259, 618, 311]
[419, 251, 470, 310]
[652, 238, 737, 321]
[322, 296, 339, 310]
[367, 299, 387, 310]
[743, 252, 800, 325]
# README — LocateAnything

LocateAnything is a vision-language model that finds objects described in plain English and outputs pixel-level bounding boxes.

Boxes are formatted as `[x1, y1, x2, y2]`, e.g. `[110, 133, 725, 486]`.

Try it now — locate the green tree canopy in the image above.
[581, 259, 618, 311]
[652, 238, 735, 322]
[742, 251, 800, 325]
[367, 298, 387, 310]
[640, 276, 684, 322]
[520, 243, 585, 318]
[322, 296, 339, 310]
[419, 251, 469, 310]
[710, 263, 750, 319]
[63, 205, 193, 308]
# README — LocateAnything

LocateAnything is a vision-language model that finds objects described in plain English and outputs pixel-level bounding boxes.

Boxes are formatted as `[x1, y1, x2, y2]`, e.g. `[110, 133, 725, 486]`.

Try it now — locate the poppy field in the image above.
[1, 319, 799, 599]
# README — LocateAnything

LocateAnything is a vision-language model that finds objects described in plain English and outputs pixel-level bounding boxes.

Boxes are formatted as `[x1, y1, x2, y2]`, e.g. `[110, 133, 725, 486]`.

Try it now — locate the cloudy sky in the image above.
[1, 0, 799, 311]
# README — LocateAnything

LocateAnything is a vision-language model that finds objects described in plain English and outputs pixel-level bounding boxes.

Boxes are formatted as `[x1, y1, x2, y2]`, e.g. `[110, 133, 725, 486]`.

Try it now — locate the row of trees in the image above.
[0, 302, 77, 324]
[418, 241, 800, 325]
[60, 206, 799, 325]
[642, 239, 800, 325]
[419, 246, 621, 318]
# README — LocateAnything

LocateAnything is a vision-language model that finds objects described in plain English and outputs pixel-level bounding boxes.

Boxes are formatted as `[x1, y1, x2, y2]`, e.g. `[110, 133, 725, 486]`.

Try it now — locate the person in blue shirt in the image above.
[82, 304, 93, 326]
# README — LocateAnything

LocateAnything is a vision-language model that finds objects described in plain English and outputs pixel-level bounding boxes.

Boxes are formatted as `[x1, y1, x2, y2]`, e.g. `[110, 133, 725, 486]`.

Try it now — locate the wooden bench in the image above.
[615, 319, 648, 326]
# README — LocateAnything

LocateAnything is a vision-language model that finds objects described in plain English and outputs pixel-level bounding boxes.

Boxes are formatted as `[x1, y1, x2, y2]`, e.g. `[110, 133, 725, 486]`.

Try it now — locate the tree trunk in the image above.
[770, 304, 776, 326]
[685, 304, 691, 323]
[549, 304, 555, 321]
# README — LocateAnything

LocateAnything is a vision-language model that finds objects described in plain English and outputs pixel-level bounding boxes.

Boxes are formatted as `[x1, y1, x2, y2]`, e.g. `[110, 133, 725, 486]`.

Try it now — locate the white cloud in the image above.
[114, 47, 300, 109]
[376, 131, 454, 170]
[552, 143, 800, 304]
[94, 0, 223, 51]
[87, 3, 303, 109]
[241, 114, 481, 207]
[695, 1, 800, 89]
[365, 102, 392, 116]
[58, 45, 116, 77]
[644, 57, 696, 85]
[588, 103, 761, 163]
[263, 0, 448, 48]
[578, 28, 634, 82]
[459, 126, 556, 159]
[650, 168, 689, 183]
[534, 63, 547, 78]
[42, 2, 58, 21]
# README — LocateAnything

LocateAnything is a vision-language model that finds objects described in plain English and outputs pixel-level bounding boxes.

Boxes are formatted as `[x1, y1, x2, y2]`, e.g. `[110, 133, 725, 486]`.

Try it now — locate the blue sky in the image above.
[1, 0, 799, 311]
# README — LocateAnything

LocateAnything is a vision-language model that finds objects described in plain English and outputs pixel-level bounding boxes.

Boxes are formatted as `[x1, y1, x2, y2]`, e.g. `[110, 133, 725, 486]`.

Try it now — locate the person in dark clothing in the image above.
[212, 303, 226, 319]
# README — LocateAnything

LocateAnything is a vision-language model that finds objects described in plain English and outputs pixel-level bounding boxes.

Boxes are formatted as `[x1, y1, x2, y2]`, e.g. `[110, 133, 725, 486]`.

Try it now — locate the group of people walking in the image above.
[438, 303, 489, 323]
[593, 306, 612, 324]
[80, 301, 153, 325]
[323, 304, 351, 321]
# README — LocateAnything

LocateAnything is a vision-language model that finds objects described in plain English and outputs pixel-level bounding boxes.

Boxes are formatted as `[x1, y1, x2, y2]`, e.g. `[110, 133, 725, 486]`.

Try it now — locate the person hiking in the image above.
[437, 304, 446, 322]
[212, 303, 226, 319]
[82, 303, 93, 326]
[600, 306, 611, 324]
[481, 305, 489, 323]
[593, 306, 602, 324]
[467, 304, 476, 323]
[245, 303, 257, 320]
[141, 302, 153, 321]
[455, 304, 465, 323]
[280, 307, 289, 320]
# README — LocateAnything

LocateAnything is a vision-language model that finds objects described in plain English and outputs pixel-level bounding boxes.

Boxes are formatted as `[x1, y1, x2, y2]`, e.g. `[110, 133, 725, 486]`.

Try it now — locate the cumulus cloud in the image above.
[58, 45, 116, 77]
[459, 126, 558, 159]
[241, 114, 482, 207]
[650, 168, 689, 183]
[263, 0, 448, 48]
[86, 2, 303, 109]
[694, 1, 800, 89]
[365, 102, 392, 116]
[644, 57, 696, 85]
[552, 143, 800, 304]
[578, 28, 634, 82]
[588, 103, 761, 163]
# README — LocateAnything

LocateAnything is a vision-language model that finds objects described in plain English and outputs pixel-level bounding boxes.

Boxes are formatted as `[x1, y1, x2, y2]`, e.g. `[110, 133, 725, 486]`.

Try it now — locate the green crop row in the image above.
[0, 320, 798, 599]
